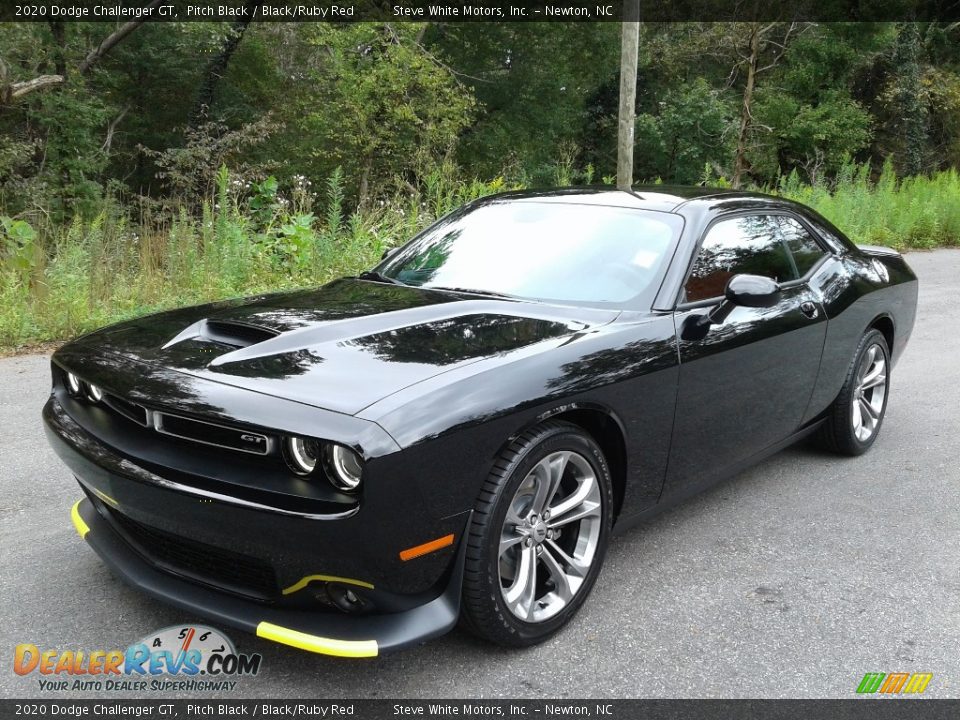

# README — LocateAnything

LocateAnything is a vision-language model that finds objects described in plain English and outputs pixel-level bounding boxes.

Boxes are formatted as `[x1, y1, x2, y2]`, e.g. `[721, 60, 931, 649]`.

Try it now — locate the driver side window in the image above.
[684, 215, 796, 303]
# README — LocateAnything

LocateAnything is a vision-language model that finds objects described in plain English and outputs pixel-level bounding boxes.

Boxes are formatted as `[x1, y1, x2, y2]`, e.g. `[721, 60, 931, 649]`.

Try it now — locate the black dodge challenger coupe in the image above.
[44, 187, 918, 657]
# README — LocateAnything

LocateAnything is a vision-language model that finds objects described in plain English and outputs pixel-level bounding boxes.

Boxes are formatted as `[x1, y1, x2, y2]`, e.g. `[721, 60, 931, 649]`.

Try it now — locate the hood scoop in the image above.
[162, 319, 278, 351]
[205, 300, 587, 368]
[203, 320, 278, 348]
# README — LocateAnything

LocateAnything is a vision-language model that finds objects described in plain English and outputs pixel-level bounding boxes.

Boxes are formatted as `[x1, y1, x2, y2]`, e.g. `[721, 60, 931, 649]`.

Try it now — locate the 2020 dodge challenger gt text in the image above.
[44, 187, 918, 656]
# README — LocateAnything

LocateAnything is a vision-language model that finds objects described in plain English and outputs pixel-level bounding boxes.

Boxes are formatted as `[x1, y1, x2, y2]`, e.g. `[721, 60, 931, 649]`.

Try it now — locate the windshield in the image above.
[377, 201, 683, 305]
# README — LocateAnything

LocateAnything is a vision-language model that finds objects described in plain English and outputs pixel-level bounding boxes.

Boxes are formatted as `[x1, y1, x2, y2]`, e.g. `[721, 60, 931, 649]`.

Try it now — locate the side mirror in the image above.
[681, 274, 781, 341]
[725, 274, 781, 308]
[381, 247, 397, 261]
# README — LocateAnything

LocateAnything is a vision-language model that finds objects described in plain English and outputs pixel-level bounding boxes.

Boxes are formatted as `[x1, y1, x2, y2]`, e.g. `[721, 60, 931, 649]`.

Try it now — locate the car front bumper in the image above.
[44, 395, 469, 657]
[69, 496, 466, 657]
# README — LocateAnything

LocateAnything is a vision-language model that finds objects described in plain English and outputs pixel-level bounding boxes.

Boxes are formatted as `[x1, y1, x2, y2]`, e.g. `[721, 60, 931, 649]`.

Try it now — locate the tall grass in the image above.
[0, 166, 510, 350]
[0, 162, 957, 351]
[775, 160, 960, 249]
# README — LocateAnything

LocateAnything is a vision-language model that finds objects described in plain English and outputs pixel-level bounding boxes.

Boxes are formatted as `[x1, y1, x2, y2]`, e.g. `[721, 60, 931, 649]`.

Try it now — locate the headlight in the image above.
[86, 383, 103, 403]
[284, 437, 363, 492]
[324, 444, 363, 492]
[283, 436, 321, 476]
[65, 372, 82, 397]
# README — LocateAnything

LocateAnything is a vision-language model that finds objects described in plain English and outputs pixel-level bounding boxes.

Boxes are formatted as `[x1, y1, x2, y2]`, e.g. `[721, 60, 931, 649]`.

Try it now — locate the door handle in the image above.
[800, 301, 819, 319]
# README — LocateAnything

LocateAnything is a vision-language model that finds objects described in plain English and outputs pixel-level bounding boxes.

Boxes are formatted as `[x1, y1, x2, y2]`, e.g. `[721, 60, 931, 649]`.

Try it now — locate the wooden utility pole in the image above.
[617, 0, 640, 190]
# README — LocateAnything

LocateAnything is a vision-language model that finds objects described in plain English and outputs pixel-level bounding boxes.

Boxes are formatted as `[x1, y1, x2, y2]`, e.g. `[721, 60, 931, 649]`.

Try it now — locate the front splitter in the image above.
[70, 498, 468, 657]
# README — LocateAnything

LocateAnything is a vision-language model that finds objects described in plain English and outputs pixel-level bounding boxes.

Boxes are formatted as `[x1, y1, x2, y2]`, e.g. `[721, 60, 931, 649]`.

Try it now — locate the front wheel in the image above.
[817, 328, 891, 455]
[460, 422, 613, 647]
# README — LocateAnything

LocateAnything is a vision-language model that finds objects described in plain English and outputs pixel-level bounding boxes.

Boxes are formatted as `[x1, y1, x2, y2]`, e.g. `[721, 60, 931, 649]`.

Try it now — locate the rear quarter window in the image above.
[777, 216, 827, 276]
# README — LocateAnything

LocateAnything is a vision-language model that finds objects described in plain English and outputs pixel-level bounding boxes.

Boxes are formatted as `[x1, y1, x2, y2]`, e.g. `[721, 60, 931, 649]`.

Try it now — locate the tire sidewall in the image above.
[480, 425, 613, 644]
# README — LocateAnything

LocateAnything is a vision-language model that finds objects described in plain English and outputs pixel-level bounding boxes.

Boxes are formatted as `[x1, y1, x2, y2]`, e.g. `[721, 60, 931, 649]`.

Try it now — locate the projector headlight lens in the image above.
[86, 383, 103, 403]
[65, 372, 82, 396]
[284, 436, 321, 476]
[323, 444, 363, 492]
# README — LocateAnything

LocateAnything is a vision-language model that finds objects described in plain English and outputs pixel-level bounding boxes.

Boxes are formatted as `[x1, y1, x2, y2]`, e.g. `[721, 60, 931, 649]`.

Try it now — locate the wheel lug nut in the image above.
[524, 537, 534, 548]
[529, 514, 538, 524]
[543, 511, 550, 521]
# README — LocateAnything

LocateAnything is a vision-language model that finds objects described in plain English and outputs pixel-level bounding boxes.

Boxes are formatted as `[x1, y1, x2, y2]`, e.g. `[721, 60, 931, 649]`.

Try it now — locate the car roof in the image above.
[473, 185, 788, 213]
[471, 185, 857, 256]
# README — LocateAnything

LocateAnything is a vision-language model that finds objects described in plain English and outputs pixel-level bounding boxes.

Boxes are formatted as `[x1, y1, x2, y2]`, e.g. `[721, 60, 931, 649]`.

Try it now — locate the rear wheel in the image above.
[460, 422, 613, 647]
[817, 329, 890, 455]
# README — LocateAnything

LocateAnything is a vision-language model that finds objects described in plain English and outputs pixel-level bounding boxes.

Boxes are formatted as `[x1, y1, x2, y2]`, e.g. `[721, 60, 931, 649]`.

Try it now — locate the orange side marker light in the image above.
[399, 533, 455, 561]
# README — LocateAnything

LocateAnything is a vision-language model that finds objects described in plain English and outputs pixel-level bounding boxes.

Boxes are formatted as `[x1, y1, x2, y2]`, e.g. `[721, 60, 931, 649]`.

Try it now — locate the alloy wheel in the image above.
[851, 343, 887, 442]
[498, 450, 603, 623]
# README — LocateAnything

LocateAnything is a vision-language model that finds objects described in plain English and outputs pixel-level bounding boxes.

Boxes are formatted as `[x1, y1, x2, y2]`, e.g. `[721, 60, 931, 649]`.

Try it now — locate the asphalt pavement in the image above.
[1, 249, 958, 699]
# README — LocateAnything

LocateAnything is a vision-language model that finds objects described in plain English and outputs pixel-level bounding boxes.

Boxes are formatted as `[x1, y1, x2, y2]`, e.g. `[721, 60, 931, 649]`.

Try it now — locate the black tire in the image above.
[460, 421, 613, 647]
[816, 328, 891, 456]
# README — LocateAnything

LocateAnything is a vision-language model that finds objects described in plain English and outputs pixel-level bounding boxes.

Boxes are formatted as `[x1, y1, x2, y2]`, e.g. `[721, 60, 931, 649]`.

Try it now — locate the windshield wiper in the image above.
[428, 286, 517, 300]
[358, 270, 406, 286]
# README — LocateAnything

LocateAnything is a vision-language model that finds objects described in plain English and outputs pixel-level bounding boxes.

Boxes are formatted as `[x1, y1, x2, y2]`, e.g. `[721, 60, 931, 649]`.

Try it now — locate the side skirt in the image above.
[612, 419, 825, 536]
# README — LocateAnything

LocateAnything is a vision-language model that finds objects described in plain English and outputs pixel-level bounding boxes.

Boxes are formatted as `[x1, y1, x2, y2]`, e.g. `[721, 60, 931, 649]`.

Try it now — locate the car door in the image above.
[663, 212, 830, 498]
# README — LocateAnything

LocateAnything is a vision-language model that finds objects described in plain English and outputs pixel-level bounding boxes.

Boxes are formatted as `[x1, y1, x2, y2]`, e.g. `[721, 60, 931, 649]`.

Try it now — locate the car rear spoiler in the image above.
[857, 244, 903, 258]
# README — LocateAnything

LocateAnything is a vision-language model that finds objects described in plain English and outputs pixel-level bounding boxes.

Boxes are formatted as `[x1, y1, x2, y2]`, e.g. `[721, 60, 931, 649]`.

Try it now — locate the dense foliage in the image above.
[0, 20, 958, 349]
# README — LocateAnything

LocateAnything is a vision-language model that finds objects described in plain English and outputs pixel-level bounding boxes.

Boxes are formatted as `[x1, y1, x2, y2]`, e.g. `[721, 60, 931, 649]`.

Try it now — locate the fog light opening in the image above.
[327, 583, 366, 613]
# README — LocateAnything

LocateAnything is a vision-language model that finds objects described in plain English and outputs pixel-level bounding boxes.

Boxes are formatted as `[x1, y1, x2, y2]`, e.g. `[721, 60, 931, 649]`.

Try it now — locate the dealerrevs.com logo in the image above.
[14, 625, 262, 693]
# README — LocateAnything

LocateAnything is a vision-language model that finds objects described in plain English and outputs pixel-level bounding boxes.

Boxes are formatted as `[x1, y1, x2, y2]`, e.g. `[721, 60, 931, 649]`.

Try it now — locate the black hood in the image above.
[76, 279, 618, 415]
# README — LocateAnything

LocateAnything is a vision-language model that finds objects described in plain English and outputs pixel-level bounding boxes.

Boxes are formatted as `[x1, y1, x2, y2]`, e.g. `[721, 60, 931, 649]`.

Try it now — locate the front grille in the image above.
[154, 412, 272, 455]
[102, 393, 149, 426]
[107, 508, 278, 600]
[58, 363, 278, 460]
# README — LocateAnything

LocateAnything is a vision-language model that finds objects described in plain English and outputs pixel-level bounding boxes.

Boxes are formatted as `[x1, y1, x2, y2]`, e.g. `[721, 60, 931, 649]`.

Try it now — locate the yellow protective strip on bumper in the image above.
[256, 622, 378, 658]
[89, 486, 119, 508]
[71, 501, 89, 538]
[281, 574, 375, 595]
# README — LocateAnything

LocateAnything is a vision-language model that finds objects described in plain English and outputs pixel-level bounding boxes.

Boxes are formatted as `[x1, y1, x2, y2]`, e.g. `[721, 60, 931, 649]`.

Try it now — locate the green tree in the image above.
[886, 23, 931, 174]
[432, 23, 619, 182]
[633, 78, 734, 183]
[292, 24, 475, 206]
